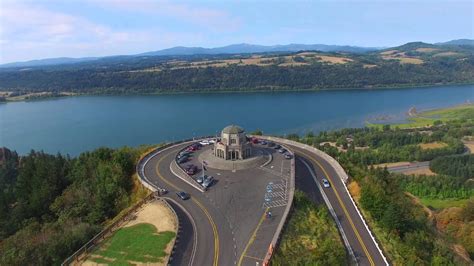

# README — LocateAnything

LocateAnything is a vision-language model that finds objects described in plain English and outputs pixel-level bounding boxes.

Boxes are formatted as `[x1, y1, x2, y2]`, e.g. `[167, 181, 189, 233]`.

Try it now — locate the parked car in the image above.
[185, 165, 197, 175]
[176, 191, 190, 200]
[284, 154, 292, 159]
[208, 139, 217, 144]
[274, 144, 281, 149]
[251, 138, 259, 144]
[278, 148, 286, 153]
[196, 175, 204, 183]
[177, 156, 188, 164]
[268, 142, 275, 147]
[178, 153, 189, 159]
[260, 140, 268, 145]
[322, 179, 330, 188]
[202, 176, 214, 188]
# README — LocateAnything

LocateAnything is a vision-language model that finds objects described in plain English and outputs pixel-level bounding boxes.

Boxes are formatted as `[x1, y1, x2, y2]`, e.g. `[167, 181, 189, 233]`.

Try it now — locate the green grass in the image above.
[272, 190, 347, 265]
[89, 223, 175, 265]
[419, 198, 470, 209]
[368, 104, 474, 129]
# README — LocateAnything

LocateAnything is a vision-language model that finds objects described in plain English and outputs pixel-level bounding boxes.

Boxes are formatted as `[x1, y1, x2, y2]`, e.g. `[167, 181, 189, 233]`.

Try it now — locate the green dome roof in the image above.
[222, 125, 244, 134]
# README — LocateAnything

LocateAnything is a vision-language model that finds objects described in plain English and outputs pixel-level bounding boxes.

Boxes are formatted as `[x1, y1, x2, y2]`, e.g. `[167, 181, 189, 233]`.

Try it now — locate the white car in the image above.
[322, 179, 330, 188]
[199, 140, 210, 145]
[208, 139, 216, 144]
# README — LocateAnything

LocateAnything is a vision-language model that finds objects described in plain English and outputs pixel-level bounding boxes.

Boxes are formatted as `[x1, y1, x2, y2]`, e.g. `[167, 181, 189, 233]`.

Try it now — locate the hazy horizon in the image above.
[1, 0, 473, 64]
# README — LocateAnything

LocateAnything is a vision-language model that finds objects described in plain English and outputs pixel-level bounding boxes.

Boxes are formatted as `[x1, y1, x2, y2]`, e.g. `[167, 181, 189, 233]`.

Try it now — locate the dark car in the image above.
[274, 144, 281, 149]
[268, 142, 275, 147]
[176, 191, 190, 200]
[185, 165, 197, 175]
[177, 156, 188, 164]
[284, 153, 292, 159]
[260, 140, 268, 145]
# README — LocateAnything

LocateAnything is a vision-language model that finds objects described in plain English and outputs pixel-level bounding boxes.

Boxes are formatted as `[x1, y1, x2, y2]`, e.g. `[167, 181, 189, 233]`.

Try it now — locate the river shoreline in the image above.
[2, 81, 473, 103]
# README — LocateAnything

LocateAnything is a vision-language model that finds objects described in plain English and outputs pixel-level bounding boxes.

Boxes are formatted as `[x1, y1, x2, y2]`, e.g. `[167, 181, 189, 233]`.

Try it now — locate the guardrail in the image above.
[261, 136, 389, 266]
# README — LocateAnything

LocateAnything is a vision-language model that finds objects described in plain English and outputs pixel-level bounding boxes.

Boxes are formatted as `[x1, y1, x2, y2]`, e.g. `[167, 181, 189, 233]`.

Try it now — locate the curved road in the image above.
[140, 139, 387, 266]
[143, 142, 234, 266]
[287, 143, 387, 266]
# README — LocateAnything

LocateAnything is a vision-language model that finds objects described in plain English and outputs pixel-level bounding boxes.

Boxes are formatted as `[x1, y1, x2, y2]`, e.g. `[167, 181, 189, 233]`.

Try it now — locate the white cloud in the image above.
[87, 0, 241, 32]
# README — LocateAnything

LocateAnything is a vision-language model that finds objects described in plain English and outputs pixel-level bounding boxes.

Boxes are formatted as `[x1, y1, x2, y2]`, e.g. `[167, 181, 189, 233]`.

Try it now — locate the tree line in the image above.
[0, 53, 473, 93]
[0, 146, 147, 265]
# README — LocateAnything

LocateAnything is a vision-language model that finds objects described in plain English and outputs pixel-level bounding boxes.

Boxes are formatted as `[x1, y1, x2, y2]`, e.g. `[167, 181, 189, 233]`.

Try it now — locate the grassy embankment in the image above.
[89, 224, 175, 265]
[368, 104, 474, 129]
[272, 190, 347, 265]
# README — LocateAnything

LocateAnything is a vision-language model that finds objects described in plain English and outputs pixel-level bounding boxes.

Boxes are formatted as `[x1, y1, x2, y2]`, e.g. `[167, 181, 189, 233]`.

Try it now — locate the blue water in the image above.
[1, 85, 473, 156]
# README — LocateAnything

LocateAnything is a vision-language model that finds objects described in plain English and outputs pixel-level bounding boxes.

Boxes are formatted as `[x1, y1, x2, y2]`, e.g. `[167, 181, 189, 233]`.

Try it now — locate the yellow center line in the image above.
[153, 151, 219, 266]
[298, 149, 375, 266]
[244, 255, 264, 261]
[238, 207, 269, 266]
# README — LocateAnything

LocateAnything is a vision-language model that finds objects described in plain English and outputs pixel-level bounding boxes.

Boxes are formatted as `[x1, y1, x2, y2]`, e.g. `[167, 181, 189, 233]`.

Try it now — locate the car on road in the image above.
[322, 179, 330, 188]
[274, 144, 281, 149]
[251, 137, 259, 144]
[260, 140, 268, 145]
[284, 153, 292, 159]
[202, 176, 214, 188]
[268, 142, 275, 147]
[278, 148, 286, 153]
[176, 191, 190, 200]
[199, 140, 210, 145]
[208, 139, 217, 144]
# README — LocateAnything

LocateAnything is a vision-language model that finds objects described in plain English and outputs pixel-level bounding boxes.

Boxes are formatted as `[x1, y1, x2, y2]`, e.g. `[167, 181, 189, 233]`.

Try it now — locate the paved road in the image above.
[141, 142, 292, 266]
[286, 144, 387, 266]
[387, 161, 430, 173]
[143, 142, 225, 266]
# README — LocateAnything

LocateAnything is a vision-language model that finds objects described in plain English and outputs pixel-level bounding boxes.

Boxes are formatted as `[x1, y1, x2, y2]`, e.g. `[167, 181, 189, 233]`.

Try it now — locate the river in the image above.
[1, 85, 473, 156]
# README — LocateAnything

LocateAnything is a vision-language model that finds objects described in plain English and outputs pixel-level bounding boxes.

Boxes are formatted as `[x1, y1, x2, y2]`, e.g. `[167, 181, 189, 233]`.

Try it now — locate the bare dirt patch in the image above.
[348, 181, 361, 201]
[433, 52, 461, 57]
[316, 55, 353, 64]
[418, 142, 448, 150]
[403, 167, 436, 176]
[125, 200, 176, 232]
[363, 64, 377, 68]
[415, 48, 439, 53]
[462, 141, 474, 154]
[372, 162, 411, 168]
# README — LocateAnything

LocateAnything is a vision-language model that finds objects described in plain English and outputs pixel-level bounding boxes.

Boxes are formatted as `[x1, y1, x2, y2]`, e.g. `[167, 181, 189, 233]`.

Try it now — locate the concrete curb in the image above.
[252, 136, 295, 265]
[299, 157, 357, 265]
[170, 160, 206, 193]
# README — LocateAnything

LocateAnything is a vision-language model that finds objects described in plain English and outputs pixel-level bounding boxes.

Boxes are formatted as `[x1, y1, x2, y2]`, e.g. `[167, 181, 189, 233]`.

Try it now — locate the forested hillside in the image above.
[286, 116, 474, 264]
[0, 146, 152, 265]
[0, 42, 473, 95]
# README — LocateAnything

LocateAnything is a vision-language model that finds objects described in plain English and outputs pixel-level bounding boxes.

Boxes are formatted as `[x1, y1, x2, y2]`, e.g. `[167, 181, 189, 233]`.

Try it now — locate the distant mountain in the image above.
[140, 43, 379, 56]
[0, 57, 100, 68]
[435, 39, 474, 46]
[1, 39, 472, 68]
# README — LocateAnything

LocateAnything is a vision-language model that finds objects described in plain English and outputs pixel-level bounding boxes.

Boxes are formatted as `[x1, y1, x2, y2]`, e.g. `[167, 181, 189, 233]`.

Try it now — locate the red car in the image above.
[185, 165, 198, 175]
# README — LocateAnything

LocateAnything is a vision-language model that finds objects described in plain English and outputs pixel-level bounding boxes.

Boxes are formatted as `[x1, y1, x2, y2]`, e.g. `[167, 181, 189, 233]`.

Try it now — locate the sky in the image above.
[0, 0, 473, 64]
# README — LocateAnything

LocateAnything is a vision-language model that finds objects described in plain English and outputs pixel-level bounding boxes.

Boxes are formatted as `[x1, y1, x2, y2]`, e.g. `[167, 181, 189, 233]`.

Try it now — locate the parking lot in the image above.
[175, 140, 293, 265]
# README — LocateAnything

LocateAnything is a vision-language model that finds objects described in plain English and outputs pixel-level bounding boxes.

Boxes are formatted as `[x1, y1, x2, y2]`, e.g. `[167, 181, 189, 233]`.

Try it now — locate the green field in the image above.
[368, 104, 474, 129]
[420, 198, 471, 210]
[89, 223, 175, 265]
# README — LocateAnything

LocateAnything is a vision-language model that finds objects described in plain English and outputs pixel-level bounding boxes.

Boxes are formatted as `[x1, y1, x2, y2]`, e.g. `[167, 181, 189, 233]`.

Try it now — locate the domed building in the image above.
[214, 125, 252, 160]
